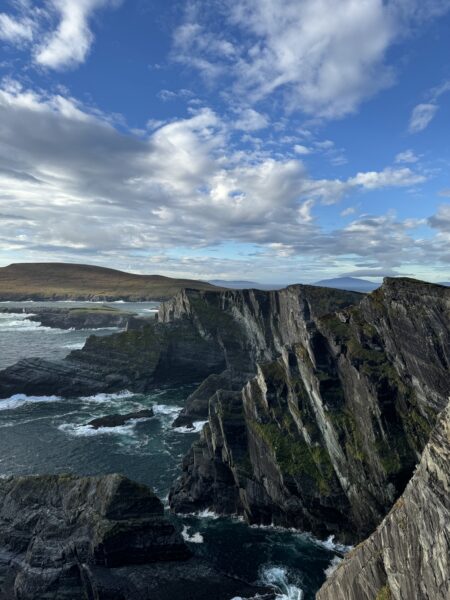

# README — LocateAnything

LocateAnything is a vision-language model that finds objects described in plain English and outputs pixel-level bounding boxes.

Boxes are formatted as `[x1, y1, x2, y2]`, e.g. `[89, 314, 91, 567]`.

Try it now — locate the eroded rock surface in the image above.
[316, 401, 450, 600]
[0, 473, 272, 600]
[169, 279, 450, 543]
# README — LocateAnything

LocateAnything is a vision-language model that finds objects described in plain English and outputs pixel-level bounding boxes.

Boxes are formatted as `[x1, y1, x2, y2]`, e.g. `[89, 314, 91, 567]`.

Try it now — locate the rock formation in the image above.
[87, 408, 154, 429]
[0, 278, 448, 550]
[169, 279, 450, 543]
[316, 400, 450, 600]
[0, 473, 272, 600]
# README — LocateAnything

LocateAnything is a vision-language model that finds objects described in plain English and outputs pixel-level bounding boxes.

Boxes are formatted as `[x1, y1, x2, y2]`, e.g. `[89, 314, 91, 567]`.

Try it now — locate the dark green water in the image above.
[0, 307, 347, 599]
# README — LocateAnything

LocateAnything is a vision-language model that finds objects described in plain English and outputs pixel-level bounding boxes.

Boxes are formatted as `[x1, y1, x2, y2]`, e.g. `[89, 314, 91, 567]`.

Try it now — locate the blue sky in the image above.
[0, 0, 449, 283]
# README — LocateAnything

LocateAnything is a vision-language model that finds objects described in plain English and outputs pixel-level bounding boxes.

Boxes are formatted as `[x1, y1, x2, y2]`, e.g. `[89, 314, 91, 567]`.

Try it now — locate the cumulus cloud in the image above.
[0, 81, 440, 279]
[173, 0, 450, 119]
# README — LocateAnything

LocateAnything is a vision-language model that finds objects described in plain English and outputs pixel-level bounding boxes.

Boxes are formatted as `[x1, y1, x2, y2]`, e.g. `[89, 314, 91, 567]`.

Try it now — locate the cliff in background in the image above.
[317, 400, 450, 600]
[169, 279, 450, 543]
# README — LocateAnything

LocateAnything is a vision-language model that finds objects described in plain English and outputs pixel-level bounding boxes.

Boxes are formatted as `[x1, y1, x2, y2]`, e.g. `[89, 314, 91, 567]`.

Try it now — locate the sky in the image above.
[0, 0, 449, 284]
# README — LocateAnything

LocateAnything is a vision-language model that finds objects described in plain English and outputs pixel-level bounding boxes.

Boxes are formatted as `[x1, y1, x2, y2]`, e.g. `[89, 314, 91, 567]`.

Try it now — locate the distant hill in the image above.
[208, 279, 286, 290]
[439, 281, 450, 286]
[314, 276, 380, 293]
[0, 263, 218, 301]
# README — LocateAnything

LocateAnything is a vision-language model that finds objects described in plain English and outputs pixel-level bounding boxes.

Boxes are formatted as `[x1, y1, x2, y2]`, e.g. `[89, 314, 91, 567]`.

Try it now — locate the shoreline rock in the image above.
[0, 473, 273, 600]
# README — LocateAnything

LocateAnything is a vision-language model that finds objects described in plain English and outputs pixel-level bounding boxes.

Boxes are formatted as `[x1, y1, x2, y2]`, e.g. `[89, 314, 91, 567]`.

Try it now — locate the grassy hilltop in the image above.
[0, 263, 218, 301]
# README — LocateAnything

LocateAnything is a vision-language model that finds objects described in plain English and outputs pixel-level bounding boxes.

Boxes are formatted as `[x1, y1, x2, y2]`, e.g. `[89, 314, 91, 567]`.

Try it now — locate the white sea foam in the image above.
[59, 422, 134, 437]
[173, 420, 207, 434]
[79, 390, 135, 403]
[194, 508, 221, 519]
[152, 404, 180, 416]
[309, 535, 352, 554]
[0, 394, 62, 411]
[181, 525, 204, 544]
[324, 555, 343, 578]
[63, 342, 85, 350]
[143, 308, 159, 313]
[260, 566, 304, 600]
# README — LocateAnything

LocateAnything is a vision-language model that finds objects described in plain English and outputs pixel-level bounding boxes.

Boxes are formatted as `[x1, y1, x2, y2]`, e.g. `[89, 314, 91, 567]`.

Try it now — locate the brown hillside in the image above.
[0, 263, 219, 301]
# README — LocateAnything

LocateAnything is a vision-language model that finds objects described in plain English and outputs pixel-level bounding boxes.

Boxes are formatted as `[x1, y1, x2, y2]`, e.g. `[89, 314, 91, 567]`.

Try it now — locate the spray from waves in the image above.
[309, 535, 352, 554]
[324, 555, 343, 578]
[173, 420, 207, 434]
[259, 566, 304, 600]
[58, 420, 147, 437]
[0, 394, 62, 411]
[79, 391, 135, 403]
[181, 525, 204, 544]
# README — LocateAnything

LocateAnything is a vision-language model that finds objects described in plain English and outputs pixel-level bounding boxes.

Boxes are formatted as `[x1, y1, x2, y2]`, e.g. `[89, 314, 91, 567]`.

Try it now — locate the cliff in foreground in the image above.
[317, 400, 450, 600]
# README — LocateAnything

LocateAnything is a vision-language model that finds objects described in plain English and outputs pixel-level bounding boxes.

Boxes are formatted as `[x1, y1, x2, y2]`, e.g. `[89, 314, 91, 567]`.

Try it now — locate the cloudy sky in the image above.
[0, 0, 449, 283]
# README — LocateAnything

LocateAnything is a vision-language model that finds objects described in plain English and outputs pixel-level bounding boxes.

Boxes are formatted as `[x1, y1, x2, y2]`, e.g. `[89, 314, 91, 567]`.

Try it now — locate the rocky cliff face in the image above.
[0, 285, 359, 401]
[0, 473, 273, 600]
[169, 279, 450, 543]
[316, 400, 450, 600]
[0, 318, 227, 398]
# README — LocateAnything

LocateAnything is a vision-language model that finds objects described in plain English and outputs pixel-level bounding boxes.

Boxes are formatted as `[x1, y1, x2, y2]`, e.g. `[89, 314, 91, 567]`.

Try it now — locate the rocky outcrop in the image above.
[169, 279, 450, 543]
[88, 409, 154, 429]
[316, 401, 450, 600]
[0, 318, 227, 398]
[0, 473, 273, 600]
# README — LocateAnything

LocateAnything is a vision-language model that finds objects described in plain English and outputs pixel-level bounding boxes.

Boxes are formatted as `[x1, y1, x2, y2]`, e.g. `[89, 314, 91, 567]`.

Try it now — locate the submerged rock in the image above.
[316, 400, 450, 600]
[0, 473, 273, 600]
[88, 409, 154, 429]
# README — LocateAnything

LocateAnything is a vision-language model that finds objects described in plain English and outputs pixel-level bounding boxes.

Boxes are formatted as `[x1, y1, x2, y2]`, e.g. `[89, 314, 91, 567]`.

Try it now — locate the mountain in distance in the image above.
[0, 263, 219, 302]
[208, 279, 286, 290]
[314, 276, 380, 293]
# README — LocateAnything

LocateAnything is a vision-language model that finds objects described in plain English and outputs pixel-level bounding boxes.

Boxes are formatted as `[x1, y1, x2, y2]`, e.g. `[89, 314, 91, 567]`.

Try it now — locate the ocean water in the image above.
[0, 304, 346, 599]
[0, 300, 159, 369]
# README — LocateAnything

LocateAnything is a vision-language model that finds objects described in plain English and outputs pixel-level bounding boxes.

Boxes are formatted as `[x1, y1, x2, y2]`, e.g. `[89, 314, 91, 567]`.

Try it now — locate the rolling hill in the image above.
[0, 263, 219, 301]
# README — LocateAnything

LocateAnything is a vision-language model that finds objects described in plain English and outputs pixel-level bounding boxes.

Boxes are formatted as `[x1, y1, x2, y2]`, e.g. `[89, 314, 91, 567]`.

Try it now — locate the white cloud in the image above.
[0, 81, 439, 278]
[0, 0, 119, 70]
[395, 149, 419, 163]
[348, 167, 425, 189]
[408, 103, 438, 133]
[0, 12, 33, 43]
[294, 144, 311, 155]
[232, 108, 268, 131]
[34, 0, 119, 70]
[173, 0, 450, 119]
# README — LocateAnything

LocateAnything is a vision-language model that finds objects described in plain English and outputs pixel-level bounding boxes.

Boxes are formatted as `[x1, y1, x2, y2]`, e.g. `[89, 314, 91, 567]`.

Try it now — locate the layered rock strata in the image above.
[169, 279, 450, 543]
[0, 473, 272, 600]
[316, 401, 450, 600]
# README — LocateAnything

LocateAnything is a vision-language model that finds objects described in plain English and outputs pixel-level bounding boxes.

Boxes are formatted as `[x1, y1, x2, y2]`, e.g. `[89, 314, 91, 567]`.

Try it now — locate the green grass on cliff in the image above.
[0, 262, 218, 301]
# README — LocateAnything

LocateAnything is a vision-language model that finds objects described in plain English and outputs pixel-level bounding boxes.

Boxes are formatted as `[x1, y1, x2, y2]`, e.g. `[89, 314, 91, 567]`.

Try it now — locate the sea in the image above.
[0, 301, 348, 600]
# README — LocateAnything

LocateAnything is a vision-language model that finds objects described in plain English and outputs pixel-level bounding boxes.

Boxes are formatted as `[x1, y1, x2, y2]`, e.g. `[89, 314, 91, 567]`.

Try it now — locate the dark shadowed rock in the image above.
[88, 409, 154, 429]
[316, 400, 450, 600]
[0, 474, 273, 600]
